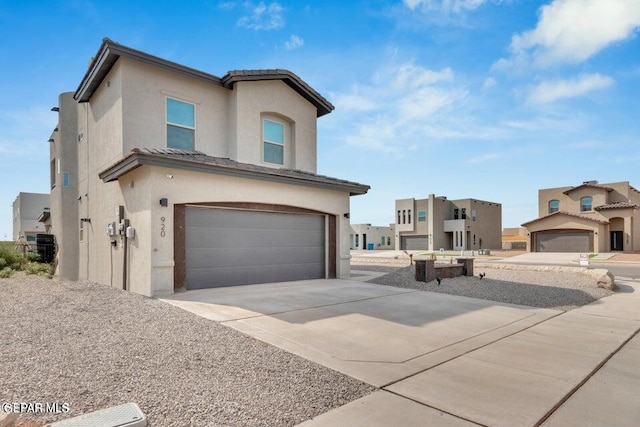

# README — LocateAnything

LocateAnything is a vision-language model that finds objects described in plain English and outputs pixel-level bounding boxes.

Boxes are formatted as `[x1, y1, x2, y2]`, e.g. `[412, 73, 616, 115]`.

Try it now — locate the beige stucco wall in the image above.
[120, 58, 230, 158]
[350, 224, 395, 250]
[230, 80, 317, 173]
[112, 167, 351, 297]
[12, 193, 49, 241]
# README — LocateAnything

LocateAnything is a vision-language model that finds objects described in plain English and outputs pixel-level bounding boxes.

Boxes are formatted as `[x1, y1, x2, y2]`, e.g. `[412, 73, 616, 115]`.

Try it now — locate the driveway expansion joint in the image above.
[533, 324, 640, 426]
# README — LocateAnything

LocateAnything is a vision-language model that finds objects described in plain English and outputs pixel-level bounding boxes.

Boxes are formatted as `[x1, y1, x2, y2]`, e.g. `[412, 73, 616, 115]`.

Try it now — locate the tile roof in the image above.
[99, 148, 370, 196]
[221, 69, 334, 117]
[594, 202, 640, 210]
[521, 210, 609, 226]
[562, 183, 614, 195]
[75, 39, 333, 116]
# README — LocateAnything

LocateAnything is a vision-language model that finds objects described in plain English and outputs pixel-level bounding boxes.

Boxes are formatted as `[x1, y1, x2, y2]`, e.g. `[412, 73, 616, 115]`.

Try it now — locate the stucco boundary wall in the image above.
[475, 262, 616, 291]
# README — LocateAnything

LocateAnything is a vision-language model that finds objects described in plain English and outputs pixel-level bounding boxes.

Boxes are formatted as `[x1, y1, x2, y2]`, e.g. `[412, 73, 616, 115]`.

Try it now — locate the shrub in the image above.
[0, 244, 20, 266]
[25, 252, 41, 262]
[0, 258, 6, 268]
[0, 267, 13, 278]
[25, 262, 53, 277]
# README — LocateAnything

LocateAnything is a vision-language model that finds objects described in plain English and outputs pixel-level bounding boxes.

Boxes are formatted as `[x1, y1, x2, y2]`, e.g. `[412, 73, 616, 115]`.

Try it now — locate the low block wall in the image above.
[415, 258, 474, 283]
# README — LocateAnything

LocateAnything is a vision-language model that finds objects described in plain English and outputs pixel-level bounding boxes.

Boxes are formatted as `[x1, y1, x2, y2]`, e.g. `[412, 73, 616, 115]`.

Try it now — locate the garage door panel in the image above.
[187, 246, 325, 268]
[401, 236, 428, 250]
[185, 208, 326, 289]
[536, 231, 591, 252]
[187, 227, 324, 249]
[188, 263, 326, 288]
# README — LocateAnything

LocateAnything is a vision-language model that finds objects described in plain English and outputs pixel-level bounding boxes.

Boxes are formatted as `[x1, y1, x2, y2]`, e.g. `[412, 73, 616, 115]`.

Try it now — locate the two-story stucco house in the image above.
[522, 180, 640, 253]
[48, 38, 369, 297]
[395, 194, 502, 251]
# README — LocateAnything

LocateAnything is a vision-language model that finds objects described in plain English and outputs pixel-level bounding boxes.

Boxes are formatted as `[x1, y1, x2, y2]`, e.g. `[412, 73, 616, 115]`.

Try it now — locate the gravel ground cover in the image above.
[0, 274, 374, 427]
[369, 265, 614, 311]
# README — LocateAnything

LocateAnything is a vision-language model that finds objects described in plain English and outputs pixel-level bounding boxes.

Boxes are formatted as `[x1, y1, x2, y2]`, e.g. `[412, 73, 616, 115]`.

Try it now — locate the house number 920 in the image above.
[160, 216, 166, 237]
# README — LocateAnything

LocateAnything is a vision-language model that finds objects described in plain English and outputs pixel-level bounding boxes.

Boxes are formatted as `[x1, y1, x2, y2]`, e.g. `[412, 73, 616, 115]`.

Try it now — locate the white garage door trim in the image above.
[185, 207, 326, 289]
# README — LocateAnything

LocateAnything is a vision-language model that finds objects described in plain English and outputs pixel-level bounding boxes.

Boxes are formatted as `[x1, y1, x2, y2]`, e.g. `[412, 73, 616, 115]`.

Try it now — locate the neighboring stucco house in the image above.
[350, 224, 395, 250]
[522, 180, 640, 253]
[395, 194, 502, 251]
[12, 192, 50, 243]
[48, 38, 369, 297]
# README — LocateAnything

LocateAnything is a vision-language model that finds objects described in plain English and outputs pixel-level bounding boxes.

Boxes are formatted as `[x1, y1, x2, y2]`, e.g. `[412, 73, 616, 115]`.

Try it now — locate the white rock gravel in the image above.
[0, 274, 374, 427]
[369, 264, 614, 311]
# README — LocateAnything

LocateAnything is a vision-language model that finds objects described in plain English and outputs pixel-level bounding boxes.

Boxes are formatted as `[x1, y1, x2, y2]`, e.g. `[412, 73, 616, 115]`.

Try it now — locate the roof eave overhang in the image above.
[74, 39, 222, 102]
[99, 153, 369, 196]
[221, 71, 334, 117]
[522, 212, 608, 227]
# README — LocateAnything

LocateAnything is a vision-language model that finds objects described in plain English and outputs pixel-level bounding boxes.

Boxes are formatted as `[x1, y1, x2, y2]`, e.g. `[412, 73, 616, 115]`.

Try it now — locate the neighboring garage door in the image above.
[185, 207, 325, 289]
[535, 230, 592, 252]
[400, 235, 428, 250]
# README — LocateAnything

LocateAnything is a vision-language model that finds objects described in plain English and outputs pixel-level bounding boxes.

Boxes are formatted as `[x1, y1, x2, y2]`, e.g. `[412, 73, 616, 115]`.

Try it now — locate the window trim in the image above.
[417, 210, 426, 222]
[166, 97, 196, 150]
[263, 118, 285, 165]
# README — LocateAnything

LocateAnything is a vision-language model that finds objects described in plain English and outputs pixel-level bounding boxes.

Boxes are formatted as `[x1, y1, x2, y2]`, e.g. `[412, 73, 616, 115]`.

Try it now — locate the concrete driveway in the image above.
[162, 278, 640, 426]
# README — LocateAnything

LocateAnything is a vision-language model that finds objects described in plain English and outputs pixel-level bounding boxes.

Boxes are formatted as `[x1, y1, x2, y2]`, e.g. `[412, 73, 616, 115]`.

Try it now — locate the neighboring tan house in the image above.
[350, 224, 395, 250]
[12, 192, 50, 243]
[48, 38, 369, 297]
[522, 180, 640, 253]
[395, 194, 502, 251]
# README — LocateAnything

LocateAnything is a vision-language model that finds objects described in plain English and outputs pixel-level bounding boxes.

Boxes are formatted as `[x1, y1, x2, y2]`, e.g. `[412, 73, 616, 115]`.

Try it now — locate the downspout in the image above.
[122, 233, 128, 291]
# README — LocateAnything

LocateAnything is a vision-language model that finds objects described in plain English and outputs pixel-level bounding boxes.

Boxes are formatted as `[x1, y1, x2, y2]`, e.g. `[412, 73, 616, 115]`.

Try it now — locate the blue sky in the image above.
[1, 0, 639, 240]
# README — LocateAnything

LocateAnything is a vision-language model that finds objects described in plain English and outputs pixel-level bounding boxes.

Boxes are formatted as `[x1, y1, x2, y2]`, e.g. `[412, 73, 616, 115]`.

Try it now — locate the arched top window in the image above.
[580, 196, 593, 212]
[549, 200, 559, 214]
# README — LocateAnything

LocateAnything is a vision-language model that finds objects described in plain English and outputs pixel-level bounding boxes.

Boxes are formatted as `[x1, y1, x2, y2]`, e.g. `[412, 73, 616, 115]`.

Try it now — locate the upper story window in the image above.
[166, 98, 195, 150]
[461, 208, 467, 219]
[263, 119, 284, 165]
[397, 210, 401, 224]
[580, 196, 593, 212]
[402, 210, 406, 224]
[549, 199, 559, 213]
[408, 209, 412, 224]
[417, 210, 426, 222]
[453, 209, 459, 220]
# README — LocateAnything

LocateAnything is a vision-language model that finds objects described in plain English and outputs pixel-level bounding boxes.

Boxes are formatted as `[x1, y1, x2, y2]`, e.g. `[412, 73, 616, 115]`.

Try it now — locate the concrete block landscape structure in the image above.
[522, 180, 640, 253]
[46, 38, 369, 296]
[395, 194, 502, 251]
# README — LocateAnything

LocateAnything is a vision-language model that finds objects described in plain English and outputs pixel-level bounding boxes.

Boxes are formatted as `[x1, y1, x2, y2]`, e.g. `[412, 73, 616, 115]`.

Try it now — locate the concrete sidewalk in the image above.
[162, 277, 640, 426]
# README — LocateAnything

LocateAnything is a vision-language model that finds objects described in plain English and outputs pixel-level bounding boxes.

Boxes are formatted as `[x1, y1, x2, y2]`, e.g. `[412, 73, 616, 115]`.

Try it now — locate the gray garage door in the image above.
[185, 207, 325, 289]
[400, 235, 428, 250]
[535, 231, 592, 252]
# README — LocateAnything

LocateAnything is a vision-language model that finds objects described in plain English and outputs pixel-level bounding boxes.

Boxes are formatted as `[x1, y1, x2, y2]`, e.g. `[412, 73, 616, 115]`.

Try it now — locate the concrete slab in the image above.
[387, 296, 640, 426]
[542, 331, 640, 427]
[161, 279, 413, 322]
[178, 280, 557, 386]
[349, 270, 389, 282]
[297, 391, 476, 427]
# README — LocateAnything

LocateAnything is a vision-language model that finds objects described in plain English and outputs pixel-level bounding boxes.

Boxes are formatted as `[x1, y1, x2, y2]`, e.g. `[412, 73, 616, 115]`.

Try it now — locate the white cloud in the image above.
[528, 73, 614, 104]
[482, 77, 497, 90]
[403, 0, 492, 13]
[498, 0, 640, 68]
[327, 60, 470, 154]
[237, 1, 284, 30]
[284, 34, 303, 50]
